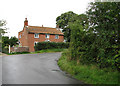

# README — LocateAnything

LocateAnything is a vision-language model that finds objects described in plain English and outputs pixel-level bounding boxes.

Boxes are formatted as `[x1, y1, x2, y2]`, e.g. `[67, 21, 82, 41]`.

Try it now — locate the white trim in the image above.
[45, 34, 49, 38]
[55, 35, 59, 39]
[45, 40, 50, 42]
[19, 35, 21, 38]
[34, 41, 38, 46]
[34, 33, 39, 38]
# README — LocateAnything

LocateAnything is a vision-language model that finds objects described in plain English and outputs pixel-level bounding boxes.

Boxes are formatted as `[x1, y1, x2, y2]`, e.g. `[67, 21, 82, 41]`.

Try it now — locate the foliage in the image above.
[2, 36, 9, 53]
[56, 11, 88, 42]
[64, 2, 120, 70]
[8, 49, 66, 55]
[2, 36, 9, 48]
[2, 36, 18, 53]
[34, 42, 69, 51]
[56, 11, 77, 42]
[0, 20, 7, 52]
[86, 2, 119, 69]
[58, 50, 119, 84]
[0, 20, 7, 37]
[9, 36, 18, 47]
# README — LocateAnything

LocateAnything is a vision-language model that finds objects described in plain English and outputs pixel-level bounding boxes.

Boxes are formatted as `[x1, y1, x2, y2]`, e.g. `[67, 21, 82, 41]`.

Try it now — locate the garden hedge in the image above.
[34, 42, 69, 51]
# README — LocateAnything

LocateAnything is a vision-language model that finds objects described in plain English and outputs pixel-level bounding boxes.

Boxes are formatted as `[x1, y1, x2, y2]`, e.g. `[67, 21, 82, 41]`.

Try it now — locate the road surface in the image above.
[2, 52, 84, 84]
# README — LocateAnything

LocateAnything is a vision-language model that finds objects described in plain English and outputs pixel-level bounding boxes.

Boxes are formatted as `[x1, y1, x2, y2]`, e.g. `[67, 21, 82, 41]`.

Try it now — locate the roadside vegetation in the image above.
[57, 2, 119, 84]
[7, 48, 66, 55]
[58, 50, 119, 84]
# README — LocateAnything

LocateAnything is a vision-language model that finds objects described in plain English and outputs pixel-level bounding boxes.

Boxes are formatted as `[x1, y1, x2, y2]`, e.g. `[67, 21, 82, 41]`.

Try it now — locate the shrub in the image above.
[34, 42, 69, 51]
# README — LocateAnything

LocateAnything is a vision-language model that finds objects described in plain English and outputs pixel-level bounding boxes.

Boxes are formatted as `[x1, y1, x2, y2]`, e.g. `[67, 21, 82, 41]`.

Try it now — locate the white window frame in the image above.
[34, 33, 39, 38]
[45, 40, 50, 42]
[45, 34, 49, 38]
[55, 35, 59, 39]
[34, 41, 38, 46]
[19, 35, 21, 38]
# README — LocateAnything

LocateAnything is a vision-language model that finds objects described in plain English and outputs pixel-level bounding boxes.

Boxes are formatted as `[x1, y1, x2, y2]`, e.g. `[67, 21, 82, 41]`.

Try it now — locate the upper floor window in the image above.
[34, 33, 39, 38]
[45, 34, 49, 38]
[55, 35, 59, 39]
[19, 35, 21, 38]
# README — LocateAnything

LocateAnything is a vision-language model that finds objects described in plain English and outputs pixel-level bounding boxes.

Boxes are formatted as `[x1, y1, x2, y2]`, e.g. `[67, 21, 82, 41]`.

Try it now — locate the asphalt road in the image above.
[2, 52, 84, 84]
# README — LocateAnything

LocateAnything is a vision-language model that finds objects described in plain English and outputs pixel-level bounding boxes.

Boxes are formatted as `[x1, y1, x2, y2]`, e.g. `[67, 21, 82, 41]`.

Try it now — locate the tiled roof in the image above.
[27, 26, 64, 35]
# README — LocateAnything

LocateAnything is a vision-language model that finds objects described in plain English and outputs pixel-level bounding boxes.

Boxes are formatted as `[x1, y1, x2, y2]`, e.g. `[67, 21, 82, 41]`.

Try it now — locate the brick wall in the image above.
[10, 47, 29, 52]
[28, 33, 64, 52]
[18, 27, 29, 47]
[18, 28, 64, 52]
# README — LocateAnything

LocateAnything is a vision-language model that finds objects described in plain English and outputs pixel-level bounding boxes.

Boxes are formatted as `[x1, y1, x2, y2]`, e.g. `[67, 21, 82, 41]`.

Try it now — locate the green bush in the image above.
[58, 51, 119, 84]
[34, 42, 69, 51]
[69, 21, 119, 70]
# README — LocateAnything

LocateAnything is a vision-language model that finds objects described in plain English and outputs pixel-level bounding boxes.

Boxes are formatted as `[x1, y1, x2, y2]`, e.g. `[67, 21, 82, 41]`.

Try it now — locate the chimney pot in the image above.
[24, 18, 28, 27]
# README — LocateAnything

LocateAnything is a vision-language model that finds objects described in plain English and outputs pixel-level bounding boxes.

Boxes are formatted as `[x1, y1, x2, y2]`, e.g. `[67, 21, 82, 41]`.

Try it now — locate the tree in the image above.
[0, 20, 7, 37]
[9, 36, 18, 47]
[68, 2, 119, 69]
[2, 36, 9, 48]
[86, 2, 119, 47]
[56, 11, 78, 42]
[86, 2, 120, 68]
[1, 36, 9, 53]
[56, 11, 88, 42]
[0, 20, 7, 52]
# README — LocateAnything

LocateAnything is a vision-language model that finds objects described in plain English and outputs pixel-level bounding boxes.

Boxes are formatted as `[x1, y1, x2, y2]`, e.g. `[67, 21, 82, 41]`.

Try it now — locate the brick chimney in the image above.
[24, 18, 28, 27]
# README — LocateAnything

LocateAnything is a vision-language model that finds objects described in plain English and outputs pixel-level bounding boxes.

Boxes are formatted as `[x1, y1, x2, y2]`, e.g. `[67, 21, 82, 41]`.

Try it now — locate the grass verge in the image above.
[8, 48, 66, 55]
[57, 50, 119, 84]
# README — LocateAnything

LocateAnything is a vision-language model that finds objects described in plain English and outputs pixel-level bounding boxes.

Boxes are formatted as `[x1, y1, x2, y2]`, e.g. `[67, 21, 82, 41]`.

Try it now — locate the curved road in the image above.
[2, 52, 84, 84]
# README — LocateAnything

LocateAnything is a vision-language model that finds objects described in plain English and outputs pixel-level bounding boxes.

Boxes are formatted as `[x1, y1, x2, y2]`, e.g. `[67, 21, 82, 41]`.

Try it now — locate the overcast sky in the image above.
[0, 0, 93, 38]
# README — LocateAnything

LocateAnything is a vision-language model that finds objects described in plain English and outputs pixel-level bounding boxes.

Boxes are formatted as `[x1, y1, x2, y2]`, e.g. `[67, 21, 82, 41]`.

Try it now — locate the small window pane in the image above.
[34, 42, 38, 46]
[45, 34, 49, 38]
[34, 33, 39, 38]
[55, 35, 59, 39]
[19, 35, 21, 38]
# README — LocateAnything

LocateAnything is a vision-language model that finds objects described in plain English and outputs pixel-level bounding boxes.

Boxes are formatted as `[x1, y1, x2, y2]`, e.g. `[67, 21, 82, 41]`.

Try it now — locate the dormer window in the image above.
[34, 33, 39, 38]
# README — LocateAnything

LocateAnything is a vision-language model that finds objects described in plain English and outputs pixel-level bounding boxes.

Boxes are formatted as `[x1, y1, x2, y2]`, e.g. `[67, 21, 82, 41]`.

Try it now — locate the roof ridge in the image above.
[28, 25, 56, 29]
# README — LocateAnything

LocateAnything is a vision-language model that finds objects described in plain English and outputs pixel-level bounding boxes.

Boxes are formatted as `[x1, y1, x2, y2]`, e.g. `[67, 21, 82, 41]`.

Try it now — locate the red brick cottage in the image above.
[18, 18, 64, 52]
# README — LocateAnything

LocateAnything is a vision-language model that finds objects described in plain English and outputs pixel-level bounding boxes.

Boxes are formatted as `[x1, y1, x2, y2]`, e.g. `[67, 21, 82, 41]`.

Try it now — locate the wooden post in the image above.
[9, 45, 10, 53]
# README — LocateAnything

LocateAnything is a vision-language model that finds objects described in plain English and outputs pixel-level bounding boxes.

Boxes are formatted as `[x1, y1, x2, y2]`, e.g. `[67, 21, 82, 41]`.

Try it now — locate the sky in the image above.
[0, 0, 93, 38]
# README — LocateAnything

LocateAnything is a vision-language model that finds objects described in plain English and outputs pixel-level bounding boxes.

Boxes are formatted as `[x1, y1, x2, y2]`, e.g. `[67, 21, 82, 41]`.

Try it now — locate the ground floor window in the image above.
[34, 41, 38, 46]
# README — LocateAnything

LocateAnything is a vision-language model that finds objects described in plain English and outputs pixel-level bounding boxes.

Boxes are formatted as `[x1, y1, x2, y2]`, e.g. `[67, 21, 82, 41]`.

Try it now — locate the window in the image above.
[45, 34, 49, 38]
[19, 35, 21, 38]
[55, 35, 59, 39]
[34, 42, 38, 46]
[45, 40, 50, 42]
[34, 33, 39, 38]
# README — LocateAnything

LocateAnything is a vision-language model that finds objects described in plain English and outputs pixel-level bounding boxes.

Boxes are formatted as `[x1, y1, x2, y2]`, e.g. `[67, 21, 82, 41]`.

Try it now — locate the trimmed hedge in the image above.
[34, 42, 69, 51]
